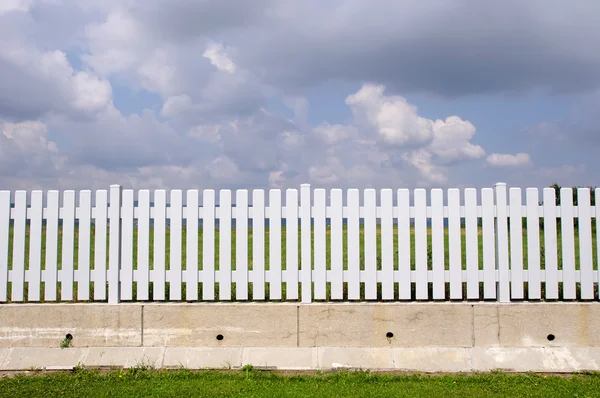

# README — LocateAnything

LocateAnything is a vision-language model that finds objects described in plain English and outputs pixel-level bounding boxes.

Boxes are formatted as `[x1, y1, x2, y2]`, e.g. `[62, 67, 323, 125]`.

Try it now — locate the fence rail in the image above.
[0, 183, 598, 304]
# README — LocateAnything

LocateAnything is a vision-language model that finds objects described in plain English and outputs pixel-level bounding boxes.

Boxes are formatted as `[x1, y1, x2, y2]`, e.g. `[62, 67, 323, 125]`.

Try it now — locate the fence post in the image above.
[108, 184, 123, 304]
[300, 183, 312, 303]
[494, 182, 510, 302]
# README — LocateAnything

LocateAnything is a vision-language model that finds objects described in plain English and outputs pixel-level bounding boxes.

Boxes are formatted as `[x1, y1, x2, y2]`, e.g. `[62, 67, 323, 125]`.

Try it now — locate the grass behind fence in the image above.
[4, 224, 599, 302]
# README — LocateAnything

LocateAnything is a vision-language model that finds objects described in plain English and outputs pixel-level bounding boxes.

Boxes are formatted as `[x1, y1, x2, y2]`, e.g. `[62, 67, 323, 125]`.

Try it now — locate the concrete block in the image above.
[163, 347, 242, 369]
[143, 303, 298, 347]
[299, 303, 473, 347]
[498, 303, 600, 347]
[318, 347, 394, 369]
[242, 347, 316, 370]
[84, 347, 165, 369]
[393, 348, 471, 372]
[471, 347, 600, 372]
[473, 304, 500, 347]
[0, 304, 142, 347]
[1, 347, 87, 370]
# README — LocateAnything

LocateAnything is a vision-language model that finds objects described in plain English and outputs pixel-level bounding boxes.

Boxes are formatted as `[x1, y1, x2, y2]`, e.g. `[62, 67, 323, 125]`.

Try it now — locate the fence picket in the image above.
[330, 189, 343, 300]
[120, 189, 134, 301]
[77, 190, 91, 301]
[153, 190, 166, 301]
[252, 190, 265, 300]
[596, 188, 600, 300]
[494, 183, 509, 302]
[526, 188, 541, 300]
[236, 190, 249, 300]
[414, 189, 428, 300]
[578, 188, 594, 299]
[300, 184, 312, 303]
[543, 188, 558, 300]
[29, 191, 43, 302]
[510, 188, 524, 299]
[285, 189, 299, 300]
[380, 189, 394, 300]
[12, 191, 27, 302]
[217, 190, 230, 300]
[465, 189, 479, 299]
[61, 190, 75, 301]
[431, 189, 445, 300]
[170, 190, 183, 301]
[93, 190, 107, 301]
[482, 188, 496, 299]
[269, 190, 282, 300]
[137, 190, 150, 300]
[314, 189, 327, 300]
[347, 189, 360, 300]
[364, 189, 377, 300]
[185, 190, 199, 301]
[447, 189, 462, 299]
[560, 188, 576, 299]
[202, 190, 215, 301]
[0, 191, 9, 302]
[397, 189, 411, 299]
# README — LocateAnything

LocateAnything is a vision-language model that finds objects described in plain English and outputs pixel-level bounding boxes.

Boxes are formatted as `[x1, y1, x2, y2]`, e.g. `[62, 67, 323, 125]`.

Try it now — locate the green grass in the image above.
[1, 368, 600, 397]
[5, 224, 598, 302]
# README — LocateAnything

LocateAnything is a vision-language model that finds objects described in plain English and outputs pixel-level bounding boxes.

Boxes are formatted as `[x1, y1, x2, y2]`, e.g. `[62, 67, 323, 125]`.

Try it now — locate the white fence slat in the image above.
[414, 189, 428, 300]
[11, 191, 27, 302]
[93, 190, 107, 301]
[330, 189, 343, 300]
[542, 188, 558, 299]
[137, 190, 150, 301]
[509, 188, 524, 299]
[120, 189, 134, 301]
[380, 189, 394, 300]
[108, 186, 122, 304]
[28, 191, 43, 302]
[397, 189, 411, 299]
[236, 190, 249, 300]
[269, 190, 282, 300]
[347, 189, 360, 300]
[431, 189, 445, 300]
[578, 188, 594, 299]
[526, 188, 541, 299]
[494, 184, 510, 302]
[560, 188, 576, 299]
[285, 189, 299, 300]
[170, 190, 183, 300]
[217, 190, 230, 300]
[202, 190, 215, 300]
[300, 184, 312, 303]
[364, 189, 377, 300]
[481, 188, 496, 299]
[596, 188, 600, 299]
[465, 188, 479, 299]
[153, 190, 167, 301]
[447, 189, 462, 299]
[252, 190, 265, 300]
[76, 191, 91, 301]
[313, 189, 327, 299]
[61, 190, 76, 301]
[0, 191, 10, 301]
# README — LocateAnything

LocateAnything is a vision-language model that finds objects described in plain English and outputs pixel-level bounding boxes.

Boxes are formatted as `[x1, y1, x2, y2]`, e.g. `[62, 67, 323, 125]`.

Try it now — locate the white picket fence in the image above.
[0, 183, 598, 304]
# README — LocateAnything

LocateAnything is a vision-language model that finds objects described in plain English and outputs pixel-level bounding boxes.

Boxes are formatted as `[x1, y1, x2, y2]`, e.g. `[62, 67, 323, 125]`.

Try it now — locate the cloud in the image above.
[486, 153, 532, 167]
[203, 42, 236, 73]
[0, 0, 31, 15]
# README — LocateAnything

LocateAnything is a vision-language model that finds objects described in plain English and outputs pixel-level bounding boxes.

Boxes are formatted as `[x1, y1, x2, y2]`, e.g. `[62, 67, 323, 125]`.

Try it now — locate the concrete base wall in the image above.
[1, 302, 599, 372]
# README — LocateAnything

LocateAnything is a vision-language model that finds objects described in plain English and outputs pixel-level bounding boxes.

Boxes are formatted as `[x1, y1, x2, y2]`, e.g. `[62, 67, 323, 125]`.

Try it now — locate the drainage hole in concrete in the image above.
[547, 334, 555, 341]
[65, 333, 73, 340]
[386, 332, 394, 339]
[216, 334, 224, 341]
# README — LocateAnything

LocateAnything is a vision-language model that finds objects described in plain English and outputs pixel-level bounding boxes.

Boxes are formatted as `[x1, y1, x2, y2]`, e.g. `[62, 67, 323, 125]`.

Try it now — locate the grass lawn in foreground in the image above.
[1, 368, 599, 398]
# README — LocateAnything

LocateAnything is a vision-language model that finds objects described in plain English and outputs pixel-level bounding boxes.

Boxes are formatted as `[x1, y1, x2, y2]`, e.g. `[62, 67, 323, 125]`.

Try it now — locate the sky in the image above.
[0, 0, 599, 193]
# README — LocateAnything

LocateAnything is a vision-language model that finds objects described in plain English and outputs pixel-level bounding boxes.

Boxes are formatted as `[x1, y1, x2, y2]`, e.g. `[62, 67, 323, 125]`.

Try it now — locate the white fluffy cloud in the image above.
[486, 153, 532, 167]
[203, 42, 236, 73]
